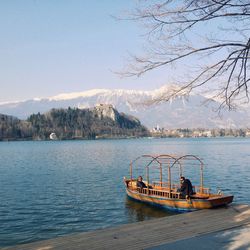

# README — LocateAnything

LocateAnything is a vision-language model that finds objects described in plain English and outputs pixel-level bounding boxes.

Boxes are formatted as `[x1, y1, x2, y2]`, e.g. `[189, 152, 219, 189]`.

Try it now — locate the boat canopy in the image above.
[129, 154, 205, 193]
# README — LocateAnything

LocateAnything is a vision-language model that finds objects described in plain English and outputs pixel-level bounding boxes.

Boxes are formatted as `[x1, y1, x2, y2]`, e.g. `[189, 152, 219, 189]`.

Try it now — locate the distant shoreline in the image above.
[1, 135, 250, 142]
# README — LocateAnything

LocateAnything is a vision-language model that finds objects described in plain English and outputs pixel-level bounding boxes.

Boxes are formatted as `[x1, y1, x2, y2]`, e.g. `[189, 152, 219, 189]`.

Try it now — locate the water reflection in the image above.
[0, 138, 250, 247]
[125, 197, 176, 222]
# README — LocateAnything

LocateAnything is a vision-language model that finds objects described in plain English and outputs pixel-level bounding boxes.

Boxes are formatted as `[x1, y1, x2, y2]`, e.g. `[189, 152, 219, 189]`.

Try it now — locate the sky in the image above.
[0, 0, 172, 103]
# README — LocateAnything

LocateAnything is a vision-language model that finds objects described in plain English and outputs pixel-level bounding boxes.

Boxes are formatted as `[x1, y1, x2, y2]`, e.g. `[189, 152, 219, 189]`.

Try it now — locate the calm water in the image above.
[0, 138, 250, 247]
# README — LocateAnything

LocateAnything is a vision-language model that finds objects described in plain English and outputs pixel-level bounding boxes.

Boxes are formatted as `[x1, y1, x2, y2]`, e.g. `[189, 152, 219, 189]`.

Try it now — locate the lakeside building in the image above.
[150, 127, 249, 138]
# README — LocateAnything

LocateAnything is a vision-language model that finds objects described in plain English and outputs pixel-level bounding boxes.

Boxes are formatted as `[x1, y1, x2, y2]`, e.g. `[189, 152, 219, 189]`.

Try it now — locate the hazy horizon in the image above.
[0, 1, 174, 103]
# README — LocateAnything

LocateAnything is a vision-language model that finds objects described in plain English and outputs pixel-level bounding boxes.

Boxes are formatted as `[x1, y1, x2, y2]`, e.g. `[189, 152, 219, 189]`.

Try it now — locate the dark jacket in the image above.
[137, 180, 147, 189]
[180, 179, 193, 197]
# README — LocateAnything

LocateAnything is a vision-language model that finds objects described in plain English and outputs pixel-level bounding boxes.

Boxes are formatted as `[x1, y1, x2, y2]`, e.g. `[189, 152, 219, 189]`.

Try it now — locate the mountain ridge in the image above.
[0, 85, 249, 129]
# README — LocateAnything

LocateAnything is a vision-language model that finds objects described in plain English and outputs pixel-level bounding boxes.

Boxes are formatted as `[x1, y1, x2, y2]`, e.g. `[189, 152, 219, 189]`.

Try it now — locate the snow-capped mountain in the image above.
[0, 85, 249, 129]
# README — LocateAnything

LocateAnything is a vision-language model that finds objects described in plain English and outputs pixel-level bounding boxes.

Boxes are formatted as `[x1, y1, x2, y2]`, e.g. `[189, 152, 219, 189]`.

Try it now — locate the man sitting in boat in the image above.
[137, 176, 147, 189]
[179, 176, 194, 198]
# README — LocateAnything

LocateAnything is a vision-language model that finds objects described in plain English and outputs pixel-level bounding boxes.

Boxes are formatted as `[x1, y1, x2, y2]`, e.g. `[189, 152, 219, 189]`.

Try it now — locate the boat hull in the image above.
[126, 188, 234, 212]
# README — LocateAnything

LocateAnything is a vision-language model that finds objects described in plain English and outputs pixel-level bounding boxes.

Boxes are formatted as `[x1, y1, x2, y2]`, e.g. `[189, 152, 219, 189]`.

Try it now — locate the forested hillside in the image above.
[0, 114, 33, 140]
[0, 106, 149, 141]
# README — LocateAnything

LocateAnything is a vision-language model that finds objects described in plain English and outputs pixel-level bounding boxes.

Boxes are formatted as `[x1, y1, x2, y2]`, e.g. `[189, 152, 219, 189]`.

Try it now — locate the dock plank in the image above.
[2, 204, 250, 250]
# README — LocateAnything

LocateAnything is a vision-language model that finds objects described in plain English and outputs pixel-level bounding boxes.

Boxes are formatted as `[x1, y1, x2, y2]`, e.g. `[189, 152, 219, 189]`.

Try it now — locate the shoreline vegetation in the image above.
[1, 105, 250, 142]
[0, 105, 149, 141]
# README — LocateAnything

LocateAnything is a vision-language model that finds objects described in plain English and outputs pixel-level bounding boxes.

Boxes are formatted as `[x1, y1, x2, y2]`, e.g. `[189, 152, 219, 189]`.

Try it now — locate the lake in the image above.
[0, 138, 249, 247]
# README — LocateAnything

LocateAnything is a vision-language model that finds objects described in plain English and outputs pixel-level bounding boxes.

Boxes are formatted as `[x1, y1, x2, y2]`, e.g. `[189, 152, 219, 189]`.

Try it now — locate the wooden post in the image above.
[200, 163, 204, 194]
[160, 163, 162, 187]
[130, 162, 132, 180]
[168, 161, 171, 198]
[146, 166, 149, 195]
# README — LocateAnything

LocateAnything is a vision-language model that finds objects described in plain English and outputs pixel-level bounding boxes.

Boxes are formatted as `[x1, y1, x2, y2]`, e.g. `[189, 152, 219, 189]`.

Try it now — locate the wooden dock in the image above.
[2, 204, 250, 250]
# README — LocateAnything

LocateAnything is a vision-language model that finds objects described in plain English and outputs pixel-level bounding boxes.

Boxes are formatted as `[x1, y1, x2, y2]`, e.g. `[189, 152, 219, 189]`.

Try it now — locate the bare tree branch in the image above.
[121, 0, 250, 109]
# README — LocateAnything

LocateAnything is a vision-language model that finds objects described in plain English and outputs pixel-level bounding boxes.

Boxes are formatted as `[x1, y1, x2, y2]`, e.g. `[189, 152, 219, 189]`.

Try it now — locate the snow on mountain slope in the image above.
[0, 85, 249, 128]
[48, 89, 110, 101]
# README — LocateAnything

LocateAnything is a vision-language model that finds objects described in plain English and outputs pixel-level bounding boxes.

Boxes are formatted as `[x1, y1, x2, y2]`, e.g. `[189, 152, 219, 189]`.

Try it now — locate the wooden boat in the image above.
[123, 154, 234, 212]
